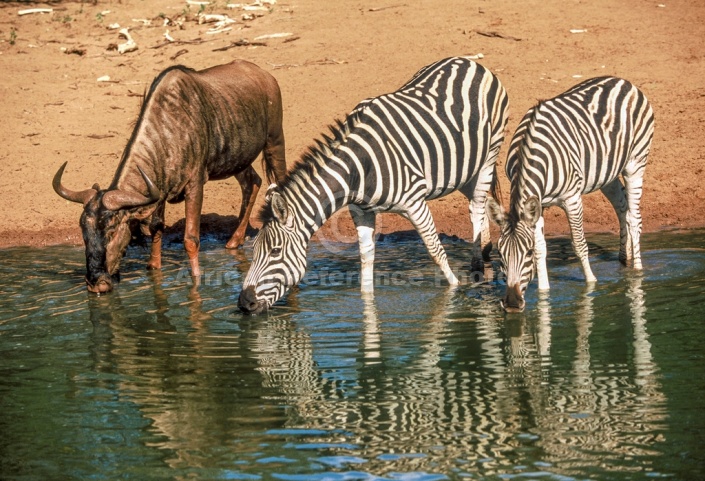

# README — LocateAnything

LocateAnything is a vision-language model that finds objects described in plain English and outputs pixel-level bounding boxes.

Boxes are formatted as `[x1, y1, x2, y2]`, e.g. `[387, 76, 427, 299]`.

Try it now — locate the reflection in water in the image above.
[528, 275, 666, 470]
[257, 277, 667, 477]
[361, 291, 380, 363]
[85, 281, 323, 471]
[628, 274, 655, 379]
[370, 282, 663, 476]
[1, 235, 703, 480]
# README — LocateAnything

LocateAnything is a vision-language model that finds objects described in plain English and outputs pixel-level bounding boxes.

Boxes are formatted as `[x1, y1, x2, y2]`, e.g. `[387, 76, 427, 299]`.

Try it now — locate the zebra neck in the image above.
[509, 175, 545, 218]
[280, 153, 358, 238]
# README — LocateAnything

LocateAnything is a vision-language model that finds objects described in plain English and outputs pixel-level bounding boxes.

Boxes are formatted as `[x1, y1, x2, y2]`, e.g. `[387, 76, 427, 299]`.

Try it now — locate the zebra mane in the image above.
[257, 111, 363, 223]
[505, 100, 547, 225]
[293, 110, 362, 179]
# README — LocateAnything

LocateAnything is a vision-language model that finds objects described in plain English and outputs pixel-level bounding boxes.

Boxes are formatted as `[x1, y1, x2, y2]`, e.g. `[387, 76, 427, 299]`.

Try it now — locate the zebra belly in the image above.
[423, 156, 482, 200]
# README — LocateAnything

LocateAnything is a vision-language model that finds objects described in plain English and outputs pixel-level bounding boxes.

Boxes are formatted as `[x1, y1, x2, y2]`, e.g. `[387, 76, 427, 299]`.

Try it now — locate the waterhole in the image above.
[1, 230, 703, 480]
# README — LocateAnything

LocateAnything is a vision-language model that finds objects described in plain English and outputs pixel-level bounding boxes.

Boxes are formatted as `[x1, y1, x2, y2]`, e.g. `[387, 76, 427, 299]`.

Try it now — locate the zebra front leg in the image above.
[534, 216, 550, 290]
[405, 201, 459, 286]
[350, 206, 376, 292]
[562, 195, 597, 283]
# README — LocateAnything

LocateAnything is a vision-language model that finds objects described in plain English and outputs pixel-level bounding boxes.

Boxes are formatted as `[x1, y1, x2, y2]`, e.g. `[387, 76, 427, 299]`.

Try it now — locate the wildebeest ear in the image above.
[265, 183, 279, 202]
[92, 183, 101, 191]
[522, 196, 542, 227]
[270, 191, 293, 228]
[486, 198, 506, 227]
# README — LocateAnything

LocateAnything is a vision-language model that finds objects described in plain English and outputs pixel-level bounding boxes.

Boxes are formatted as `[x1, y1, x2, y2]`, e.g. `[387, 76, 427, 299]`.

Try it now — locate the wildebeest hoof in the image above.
[86, 277, 113, 294]
[226, 238, 245, 249]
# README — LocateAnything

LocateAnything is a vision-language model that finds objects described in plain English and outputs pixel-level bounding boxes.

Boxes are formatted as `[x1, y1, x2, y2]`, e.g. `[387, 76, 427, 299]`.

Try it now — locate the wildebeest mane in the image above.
[113, 65, 196, 182]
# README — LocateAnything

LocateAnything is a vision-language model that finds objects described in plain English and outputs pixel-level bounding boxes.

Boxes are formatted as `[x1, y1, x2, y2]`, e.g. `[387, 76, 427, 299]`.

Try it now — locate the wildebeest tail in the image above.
[262, 157, 276, 186]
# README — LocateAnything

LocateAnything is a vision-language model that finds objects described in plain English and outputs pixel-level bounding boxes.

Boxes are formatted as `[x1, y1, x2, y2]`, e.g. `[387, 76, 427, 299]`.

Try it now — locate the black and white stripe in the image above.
[488, 76, 654, 312]
[239, 57, 509, 313]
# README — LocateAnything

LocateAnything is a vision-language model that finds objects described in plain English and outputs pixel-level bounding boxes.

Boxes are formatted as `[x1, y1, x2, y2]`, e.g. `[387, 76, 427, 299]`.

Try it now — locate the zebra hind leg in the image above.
[600, 178, 630, 266]
[405, 201, 459, 286]
[459, 179, 491, 273]
[623, 163, 646, 270]
[561, 195, 597, 283]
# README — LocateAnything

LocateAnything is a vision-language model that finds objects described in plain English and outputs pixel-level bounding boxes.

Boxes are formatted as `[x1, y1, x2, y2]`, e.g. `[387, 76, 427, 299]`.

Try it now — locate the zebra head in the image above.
[239, 187, 308, 315]
[488, 197, 542, 312]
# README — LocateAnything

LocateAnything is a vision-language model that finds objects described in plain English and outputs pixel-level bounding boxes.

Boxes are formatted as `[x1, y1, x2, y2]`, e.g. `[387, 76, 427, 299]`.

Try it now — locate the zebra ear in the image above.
[265, 184, 279, 202]
[522, 196, 542, 227]
[270, 191, 294, 228]
[486, 198, 506, 226]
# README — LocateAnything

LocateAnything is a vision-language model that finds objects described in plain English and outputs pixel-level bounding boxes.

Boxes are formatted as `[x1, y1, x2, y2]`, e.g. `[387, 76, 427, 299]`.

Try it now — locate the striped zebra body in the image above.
[488, 76, 654, 312]
[239, 57, 509, 313]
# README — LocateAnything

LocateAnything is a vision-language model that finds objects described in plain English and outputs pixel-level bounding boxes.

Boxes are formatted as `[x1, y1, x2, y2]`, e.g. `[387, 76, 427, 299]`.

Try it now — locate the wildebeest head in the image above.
[53, 162, 159, 294]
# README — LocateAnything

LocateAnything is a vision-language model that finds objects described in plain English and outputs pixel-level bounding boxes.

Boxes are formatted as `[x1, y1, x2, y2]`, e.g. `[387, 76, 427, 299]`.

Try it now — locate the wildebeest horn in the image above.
[102, 167, 160, 211]
[53, 161, 98, 205]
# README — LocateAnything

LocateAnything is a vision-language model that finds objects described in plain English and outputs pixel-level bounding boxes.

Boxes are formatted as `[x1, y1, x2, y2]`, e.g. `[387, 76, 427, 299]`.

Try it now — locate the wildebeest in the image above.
[53, 60, 287, 293]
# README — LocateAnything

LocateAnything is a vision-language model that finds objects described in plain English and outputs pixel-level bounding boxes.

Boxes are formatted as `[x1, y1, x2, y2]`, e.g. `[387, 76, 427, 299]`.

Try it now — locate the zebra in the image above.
[238, 57, 509, 314]
[487, 76, 654, 312]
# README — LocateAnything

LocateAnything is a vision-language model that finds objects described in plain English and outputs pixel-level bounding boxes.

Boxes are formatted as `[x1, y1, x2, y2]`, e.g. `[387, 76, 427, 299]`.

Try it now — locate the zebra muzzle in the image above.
[238, 285, 266, 315]
[502, 284, 526, 312]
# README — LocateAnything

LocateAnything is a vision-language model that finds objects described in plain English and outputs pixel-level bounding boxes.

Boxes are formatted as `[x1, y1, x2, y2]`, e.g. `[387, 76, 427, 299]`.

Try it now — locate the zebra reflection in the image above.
[525, 276, 666, 466]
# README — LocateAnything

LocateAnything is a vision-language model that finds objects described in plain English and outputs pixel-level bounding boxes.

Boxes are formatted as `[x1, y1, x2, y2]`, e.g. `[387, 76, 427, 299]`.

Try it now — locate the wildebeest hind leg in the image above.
[227, 166, 262, 249]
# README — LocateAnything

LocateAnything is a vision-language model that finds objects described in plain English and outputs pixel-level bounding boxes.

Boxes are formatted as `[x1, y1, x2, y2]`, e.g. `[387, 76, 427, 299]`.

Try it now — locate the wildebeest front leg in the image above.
[184, 182, 204, 278]
[226, 166, 262, 249]
[263, 95, 287, 184]
[147, 202, 166, 270]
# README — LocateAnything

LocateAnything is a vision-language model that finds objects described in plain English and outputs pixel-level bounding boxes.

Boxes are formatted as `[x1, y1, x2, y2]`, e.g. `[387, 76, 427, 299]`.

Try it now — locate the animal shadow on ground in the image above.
[144, 213, 258, 248]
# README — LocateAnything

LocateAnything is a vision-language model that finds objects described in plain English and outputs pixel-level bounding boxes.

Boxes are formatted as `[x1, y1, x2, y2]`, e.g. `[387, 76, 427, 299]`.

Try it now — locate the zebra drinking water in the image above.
[487, 76, 654, 312]
[238, 57, 509, 314]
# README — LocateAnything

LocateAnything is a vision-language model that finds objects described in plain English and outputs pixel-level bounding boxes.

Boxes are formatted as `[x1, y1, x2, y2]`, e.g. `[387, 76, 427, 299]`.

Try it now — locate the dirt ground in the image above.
[1, 0, 704, 249]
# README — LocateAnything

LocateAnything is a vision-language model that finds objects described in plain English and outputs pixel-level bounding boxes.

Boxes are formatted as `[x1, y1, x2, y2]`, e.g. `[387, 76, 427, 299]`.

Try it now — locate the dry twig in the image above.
[368, 4, 407, 12]
[474, 30, 522, 41]
[212, 39, 267, 51]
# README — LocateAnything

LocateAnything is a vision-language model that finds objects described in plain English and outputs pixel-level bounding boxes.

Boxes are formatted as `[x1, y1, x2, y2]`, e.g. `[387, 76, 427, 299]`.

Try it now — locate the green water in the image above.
[0, 230, 704, 480]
